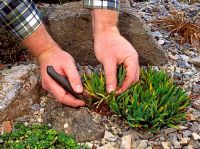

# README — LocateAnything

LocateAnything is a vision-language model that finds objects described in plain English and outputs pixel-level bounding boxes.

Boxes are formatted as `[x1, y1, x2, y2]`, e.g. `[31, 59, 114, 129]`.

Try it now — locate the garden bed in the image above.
[0, 0, 200, 149]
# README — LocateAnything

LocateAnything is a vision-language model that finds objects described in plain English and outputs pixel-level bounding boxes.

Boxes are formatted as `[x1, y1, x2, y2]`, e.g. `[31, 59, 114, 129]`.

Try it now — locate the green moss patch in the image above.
[0, 123, 90, 149]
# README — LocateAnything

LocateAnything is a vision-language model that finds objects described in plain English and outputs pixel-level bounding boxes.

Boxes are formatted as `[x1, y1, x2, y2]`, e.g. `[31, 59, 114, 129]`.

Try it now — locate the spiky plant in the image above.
[83, 66, 190, 131]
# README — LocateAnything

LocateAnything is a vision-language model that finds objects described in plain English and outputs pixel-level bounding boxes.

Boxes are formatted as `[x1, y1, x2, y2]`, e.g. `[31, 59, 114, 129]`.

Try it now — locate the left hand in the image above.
[94, 27, 140, 94]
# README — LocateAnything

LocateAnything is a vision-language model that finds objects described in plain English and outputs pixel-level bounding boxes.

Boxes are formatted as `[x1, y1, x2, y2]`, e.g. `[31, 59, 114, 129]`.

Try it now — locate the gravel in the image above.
[7, 0, 200, 148]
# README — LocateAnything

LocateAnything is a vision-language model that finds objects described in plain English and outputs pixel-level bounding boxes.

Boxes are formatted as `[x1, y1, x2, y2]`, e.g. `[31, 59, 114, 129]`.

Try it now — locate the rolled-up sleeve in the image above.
[0, 0, 42, 40]
[83, 0, 119, 11]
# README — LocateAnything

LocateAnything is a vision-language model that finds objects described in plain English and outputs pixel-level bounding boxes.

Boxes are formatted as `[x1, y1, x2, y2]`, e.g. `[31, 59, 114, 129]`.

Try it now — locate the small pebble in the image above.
[64, 123, 68, 129]
[180, 138, 190, 145]
[192, 132, 200, 140]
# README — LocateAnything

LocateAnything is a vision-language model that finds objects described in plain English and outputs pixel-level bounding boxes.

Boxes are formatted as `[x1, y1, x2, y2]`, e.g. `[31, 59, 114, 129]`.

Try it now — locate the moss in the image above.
[0, 123, 90, 149]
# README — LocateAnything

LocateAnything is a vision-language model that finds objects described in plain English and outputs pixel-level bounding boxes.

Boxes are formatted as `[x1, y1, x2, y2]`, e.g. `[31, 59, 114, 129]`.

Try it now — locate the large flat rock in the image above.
[0, 2, 168, 66]
[42, 2, 168, 66]
[43, 98, 104, 142]
[0, 64, 41, 123]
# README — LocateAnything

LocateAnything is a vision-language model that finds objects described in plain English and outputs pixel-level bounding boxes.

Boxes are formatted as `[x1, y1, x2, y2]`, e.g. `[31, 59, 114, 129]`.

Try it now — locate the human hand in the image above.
[94, 27, 139, 94]
[38, 47, 85, 107]
[21, 24, 85, 107]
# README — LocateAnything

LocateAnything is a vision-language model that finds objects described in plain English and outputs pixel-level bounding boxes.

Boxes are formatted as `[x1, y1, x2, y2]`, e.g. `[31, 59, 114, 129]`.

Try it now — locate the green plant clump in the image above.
[0, 123, 90, 149]
[84, 66, 190, 131]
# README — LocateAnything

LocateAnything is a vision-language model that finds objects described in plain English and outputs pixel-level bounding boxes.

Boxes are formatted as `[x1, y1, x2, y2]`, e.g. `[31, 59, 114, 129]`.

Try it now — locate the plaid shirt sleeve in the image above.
[83, 0, 119, 11]
[0, 0, 42, 40]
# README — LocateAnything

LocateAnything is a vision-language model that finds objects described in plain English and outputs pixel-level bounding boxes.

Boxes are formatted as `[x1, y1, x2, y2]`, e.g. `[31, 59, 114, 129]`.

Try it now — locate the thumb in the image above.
[63, 62, 83, 93]
[103, 60, 117, 93]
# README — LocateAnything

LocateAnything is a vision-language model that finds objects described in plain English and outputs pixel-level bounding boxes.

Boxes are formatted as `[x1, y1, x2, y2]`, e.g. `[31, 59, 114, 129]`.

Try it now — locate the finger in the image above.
[63, 61, 83, 93]
[44, 75, 85, 107]
[116, 56, 139, 94]
[103, 60, 117, 93]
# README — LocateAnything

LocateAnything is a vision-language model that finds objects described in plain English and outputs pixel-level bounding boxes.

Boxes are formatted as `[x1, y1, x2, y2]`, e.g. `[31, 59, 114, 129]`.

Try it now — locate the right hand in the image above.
[38, 46, 85, 107]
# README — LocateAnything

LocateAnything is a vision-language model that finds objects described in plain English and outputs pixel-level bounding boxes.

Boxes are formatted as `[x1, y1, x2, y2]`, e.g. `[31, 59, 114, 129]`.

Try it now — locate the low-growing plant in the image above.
[0, 123, 90, 149]
[83, 66, 190, 131]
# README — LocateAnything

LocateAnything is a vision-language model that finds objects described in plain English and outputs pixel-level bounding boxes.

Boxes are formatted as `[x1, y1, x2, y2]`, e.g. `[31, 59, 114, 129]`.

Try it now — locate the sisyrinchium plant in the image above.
[0, 123, 90, 149]
[83, 66, 190, 131]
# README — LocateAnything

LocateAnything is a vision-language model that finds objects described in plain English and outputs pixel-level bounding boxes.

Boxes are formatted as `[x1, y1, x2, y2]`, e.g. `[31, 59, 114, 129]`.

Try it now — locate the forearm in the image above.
[22, 24, 57, 59]
[91, 9, 120, 38]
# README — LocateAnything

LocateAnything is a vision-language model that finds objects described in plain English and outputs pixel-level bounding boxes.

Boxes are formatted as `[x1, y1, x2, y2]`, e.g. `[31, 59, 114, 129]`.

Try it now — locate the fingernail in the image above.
[107, 86, 114, 93]
[76, 85, 83, 93]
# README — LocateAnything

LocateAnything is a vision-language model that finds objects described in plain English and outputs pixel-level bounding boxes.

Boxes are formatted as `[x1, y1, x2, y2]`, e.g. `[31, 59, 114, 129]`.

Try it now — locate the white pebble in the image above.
[64, 123, 69, 129]
[192, 132, 200, 140]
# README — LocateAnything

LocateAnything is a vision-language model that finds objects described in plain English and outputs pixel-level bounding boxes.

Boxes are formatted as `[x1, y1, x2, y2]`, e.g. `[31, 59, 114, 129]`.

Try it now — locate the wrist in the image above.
[93, 26, 120, 41]
[37, 44, 59, 63]
[22, 24, 58, 59]
[91, 9, 120, 38]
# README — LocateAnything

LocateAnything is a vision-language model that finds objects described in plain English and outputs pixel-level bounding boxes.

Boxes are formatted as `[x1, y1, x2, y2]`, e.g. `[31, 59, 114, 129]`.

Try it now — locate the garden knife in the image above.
[47, 66, 87, 100]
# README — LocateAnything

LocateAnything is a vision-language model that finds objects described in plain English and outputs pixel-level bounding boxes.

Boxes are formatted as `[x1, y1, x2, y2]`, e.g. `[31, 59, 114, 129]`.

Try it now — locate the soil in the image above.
[0, 29, 33, 64]
[91, 101, 113, 116]
[0, 0, 81, 65]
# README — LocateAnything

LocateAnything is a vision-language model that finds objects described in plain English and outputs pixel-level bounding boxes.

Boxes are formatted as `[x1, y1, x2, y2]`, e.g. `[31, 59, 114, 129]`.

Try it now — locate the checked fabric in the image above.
[0, 0, 119, 40]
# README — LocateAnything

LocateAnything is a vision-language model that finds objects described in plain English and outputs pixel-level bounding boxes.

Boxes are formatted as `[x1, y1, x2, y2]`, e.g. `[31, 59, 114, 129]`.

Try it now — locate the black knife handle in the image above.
[47, 66, 84, 99]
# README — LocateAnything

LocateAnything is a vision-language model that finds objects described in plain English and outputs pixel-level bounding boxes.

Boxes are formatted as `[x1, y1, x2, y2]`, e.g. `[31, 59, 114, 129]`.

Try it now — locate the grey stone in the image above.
[190, 123, 200, 133]
[43, 99, 104, 142]
[147, 141, 158, 146]
[192, 100, 200, 110]
[193, 140, 200, 149]
[192, 85, 200, 93]
[183, 130, 192, 138]
[151, 31, 163, 38]
[136, 140, 148, 149]
[172, 140, 182, 149]
[179, 55, 190, 61]
[41, 2, 168, 66]
[174, 71, 182, 77]
[160, 136, 165, 141]
[164, 128, 177, 135]
[14, 116, 29, 122]
[104, 130, 118, 142]
[0, 64, 41, 123]
[177, 61, 191, 69]
[92, 114, 102, 124]
[189, 57, 200, 68]
[168, 133, 178, 141]
[192, 111, 200, 120]
[177, 134, 183, 140]
[31, 104, 41, 111]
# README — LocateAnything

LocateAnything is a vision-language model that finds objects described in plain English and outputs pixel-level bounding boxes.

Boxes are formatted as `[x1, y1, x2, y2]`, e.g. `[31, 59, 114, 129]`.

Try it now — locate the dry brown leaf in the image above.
[149, 10, 200, 50]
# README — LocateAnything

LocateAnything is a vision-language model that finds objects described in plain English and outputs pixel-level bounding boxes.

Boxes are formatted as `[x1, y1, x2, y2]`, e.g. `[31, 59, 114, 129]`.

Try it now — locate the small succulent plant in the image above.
[83, 66, 190, 131]
[0, 123, 90, 149]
